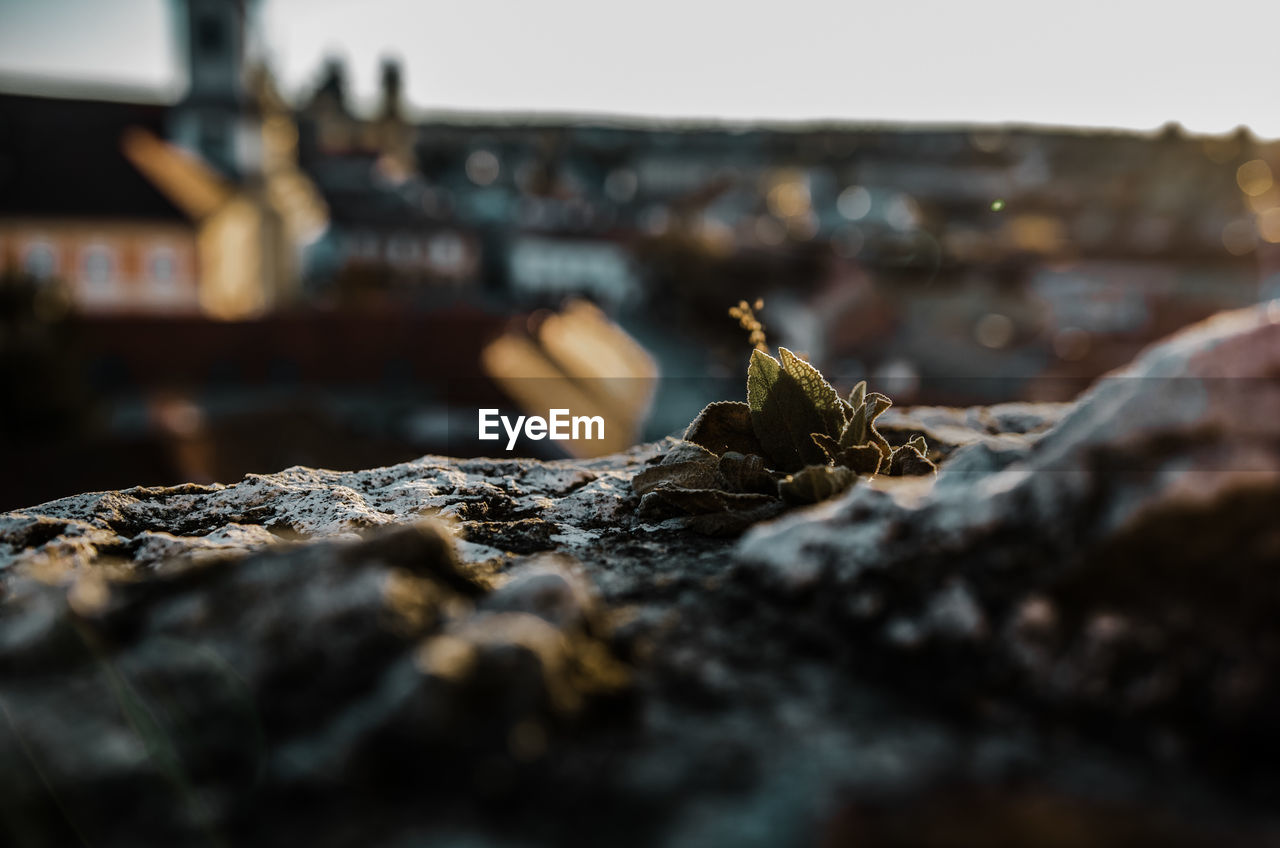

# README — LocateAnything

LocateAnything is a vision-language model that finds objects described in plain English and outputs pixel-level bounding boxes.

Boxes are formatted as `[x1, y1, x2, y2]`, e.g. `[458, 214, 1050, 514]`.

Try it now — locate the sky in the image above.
[1, 0, 1278, 136]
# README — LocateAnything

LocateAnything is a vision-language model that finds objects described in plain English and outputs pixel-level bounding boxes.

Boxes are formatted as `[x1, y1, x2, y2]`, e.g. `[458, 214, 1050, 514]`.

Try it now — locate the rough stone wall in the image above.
[3, 303, 1280, 846]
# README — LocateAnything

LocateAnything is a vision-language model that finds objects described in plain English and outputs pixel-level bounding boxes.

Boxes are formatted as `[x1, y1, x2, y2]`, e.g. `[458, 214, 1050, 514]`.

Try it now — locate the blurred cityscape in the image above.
[3, 0, 1280, 508]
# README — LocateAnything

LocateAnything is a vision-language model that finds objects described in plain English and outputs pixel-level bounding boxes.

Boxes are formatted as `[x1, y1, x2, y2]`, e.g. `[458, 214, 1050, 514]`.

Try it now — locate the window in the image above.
[386, 235, 417, 265]
[82, 244, 115, 288]
[199, 120, 231, 166]
[23, 242, 57, 279]
[428, 232, 465, 271]
[149, 246, 177, 291]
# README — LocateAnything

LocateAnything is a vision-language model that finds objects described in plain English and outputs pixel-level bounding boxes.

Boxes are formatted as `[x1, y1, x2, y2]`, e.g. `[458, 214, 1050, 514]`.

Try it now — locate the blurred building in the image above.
[293, 58, 481, 301]
[3, 0, 1280, 509]
[0, 91, 202, 315]
[0, 0, 324, 319]
[4, 0, 1276, 344]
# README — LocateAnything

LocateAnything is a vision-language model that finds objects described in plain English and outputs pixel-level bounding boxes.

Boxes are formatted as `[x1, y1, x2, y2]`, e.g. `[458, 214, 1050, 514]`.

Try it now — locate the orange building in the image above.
[0, 91, 204, 315]
[0, 0, 326, 319]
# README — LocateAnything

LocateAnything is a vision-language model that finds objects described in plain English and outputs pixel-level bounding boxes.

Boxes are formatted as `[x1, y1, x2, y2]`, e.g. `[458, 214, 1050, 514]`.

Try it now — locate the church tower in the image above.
[169, 0, 260, 178]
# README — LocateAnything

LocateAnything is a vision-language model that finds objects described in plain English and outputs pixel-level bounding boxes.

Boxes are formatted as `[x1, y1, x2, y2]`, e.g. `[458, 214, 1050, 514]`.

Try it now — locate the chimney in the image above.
[379, 58, 403, 121]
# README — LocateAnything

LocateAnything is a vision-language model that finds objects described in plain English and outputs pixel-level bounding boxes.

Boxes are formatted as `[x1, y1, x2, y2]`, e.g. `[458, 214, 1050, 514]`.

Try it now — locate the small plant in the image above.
[634, 327, 936, 534]
[728, 299, 768, 352]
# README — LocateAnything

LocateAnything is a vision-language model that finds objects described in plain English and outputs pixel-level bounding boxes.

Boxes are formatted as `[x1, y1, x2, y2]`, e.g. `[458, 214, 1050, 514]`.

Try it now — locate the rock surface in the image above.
[3, 303, 1280, 846]
[739, 300, 1280, 768]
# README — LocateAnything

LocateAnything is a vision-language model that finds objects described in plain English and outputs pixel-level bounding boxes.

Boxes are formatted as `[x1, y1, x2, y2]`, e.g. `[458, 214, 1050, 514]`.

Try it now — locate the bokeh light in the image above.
[974, 313, 1015, 349]
[1257, 207, 1280, 244]
[465, 149, 501, 186]
[837, 186, 872, 221]
[1222, 218, 1257, 255]
[1236, 159, 1273, 196]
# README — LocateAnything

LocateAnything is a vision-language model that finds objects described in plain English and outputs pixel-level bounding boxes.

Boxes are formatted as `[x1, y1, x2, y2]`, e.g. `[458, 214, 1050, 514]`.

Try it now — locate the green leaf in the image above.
[847, 380, 867, 408]
[839, 391, 893, 458]
[865, 393, 893, 458]
[778, 348, 847, 437]
[839, 404, 868, 449]
[683, 401, 765, 457]
[746, 349, 838, 472]
[866, 392, 892, 419]
[746, 348, 782, 411]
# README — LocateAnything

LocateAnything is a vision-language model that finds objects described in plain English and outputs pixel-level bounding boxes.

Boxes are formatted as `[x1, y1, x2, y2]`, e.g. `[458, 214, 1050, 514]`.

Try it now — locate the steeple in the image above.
[169, 0, 260, 178]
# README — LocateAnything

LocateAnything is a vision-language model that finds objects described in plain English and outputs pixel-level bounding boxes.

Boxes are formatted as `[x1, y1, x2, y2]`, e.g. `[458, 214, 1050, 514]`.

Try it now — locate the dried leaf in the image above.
[638, 486, 784, 536]
[683, 401, 765, 457]
[661, 441, 720, 465]
[811, 432, 841, 463]
[638, 486, 776, 516]
[835, 444, 886, 475]
[778, 465, 858, 506]
[717, 451, 777, 494]
[887, 442, 937, 476]
[631, 460, 723, 495]
[686, 500, 785, 536]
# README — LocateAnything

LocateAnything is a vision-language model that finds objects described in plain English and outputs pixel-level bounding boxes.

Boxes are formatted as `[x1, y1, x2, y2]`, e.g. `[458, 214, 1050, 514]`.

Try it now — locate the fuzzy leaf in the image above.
[778, 348, 847, 437]
[718, 451, 777, 494]
[866, 395, 893, 459]
[847, 380, 867, 408]
[839, 391, 893, 458]
[661, 441, 719, 465]
[686, 503, 786, 536]
[839, 404, 869, 449]
[777, 465, 857, 506]
[866, 392, 893, 420]
[887, 442, 937, 476]
[811, 432, 841, 463]
[638, 486, 777, 516]
[683, 401, 765, 457]
[835, 444, 886, 475]
[632, 459, 722, 495]
[746, 349, 836, 472]
[637, 486, 783, 536]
